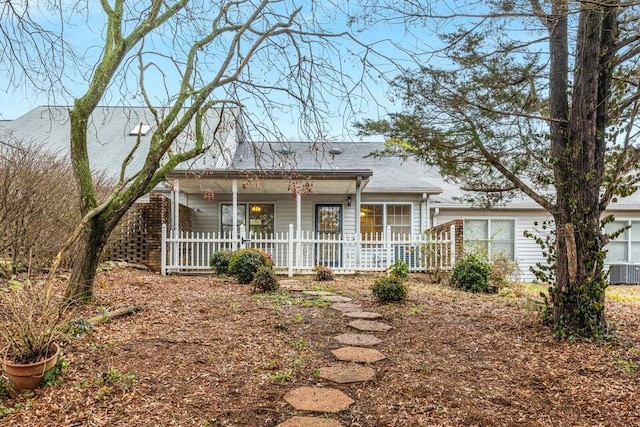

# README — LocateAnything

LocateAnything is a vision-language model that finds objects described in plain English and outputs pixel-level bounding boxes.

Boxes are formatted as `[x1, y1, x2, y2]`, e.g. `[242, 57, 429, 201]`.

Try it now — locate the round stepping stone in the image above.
[343, 311, 382, 320]
[321, 295, 352, 302]
[284, 387, 354, 413]
[318, 364, 376, 384]
[333, 333, 383, 346]
[330, 303, 362, 312]
[331, 346, 386, 363]
[348, 320, 393, 332]
[277, 416, 343, 427]
[302, 291, 334, 296]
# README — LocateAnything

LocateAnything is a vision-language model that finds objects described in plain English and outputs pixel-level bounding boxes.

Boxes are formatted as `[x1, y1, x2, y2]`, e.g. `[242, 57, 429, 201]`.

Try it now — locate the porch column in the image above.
[171, 180, 179, 267]
[426, 196, 431, 230]
[421, 193, 428, 235]
[355, 176, 362, 234]
[355, 176, 362, 267]
[295, 192, 302, 272]
[232, 179, 238, 246]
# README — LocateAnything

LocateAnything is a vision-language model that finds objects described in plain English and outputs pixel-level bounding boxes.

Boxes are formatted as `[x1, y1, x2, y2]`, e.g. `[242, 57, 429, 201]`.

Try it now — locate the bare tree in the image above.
[1, 1, 380, 303]
[0, 136, 83, 275]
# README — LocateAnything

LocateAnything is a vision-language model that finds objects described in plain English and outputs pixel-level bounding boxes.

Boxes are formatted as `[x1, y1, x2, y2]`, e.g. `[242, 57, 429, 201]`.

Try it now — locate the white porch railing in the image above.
[161, 224, 456, 276]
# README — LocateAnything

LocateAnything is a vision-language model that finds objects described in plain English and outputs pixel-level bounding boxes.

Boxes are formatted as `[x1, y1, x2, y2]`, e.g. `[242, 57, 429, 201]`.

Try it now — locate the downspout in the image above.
[355, 176, 362, 267]
[232, 179, 238, 247]
[355, 176, 362, 235]
[171, 179, 180, 267]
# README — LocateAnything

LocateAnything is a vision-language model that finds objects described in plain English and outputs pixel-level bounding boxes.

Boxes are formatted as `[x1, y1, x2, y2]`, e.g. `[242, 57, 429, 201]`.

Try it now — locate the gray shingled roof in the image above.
[232, 141, 443, 194]
[0, 105, 234, 180]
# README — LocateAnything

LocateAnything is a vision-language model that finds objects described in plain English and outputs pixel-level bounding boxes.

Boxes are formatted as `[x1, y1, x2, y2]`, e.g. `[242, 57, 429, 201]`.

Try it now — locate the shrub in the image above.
[314, 265, 334, 281]
[388, 259, 409, 280]
[450, 253, 493, 293]
[490, 253, 522, 297]
[371, 277, 408, 302]
[228, 248, 273, 284]
[252, 266, 279, 293]
[209, 250, 233, 275]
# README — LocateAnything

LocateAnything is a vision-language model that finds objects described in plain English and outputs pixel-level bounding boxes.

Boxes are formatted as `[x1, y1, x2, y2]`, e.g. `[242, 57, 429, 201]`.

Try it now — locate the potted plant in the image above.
[0, 279, 70, 391]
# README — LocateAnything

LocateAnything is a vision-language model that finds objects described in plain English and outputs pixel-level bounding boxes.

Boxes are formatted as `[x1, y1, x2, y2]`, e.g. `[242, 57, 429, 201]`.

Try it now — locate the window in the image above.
[604, 220, 640, 263]
[360, 204, 411, 238]
[464, 219, 515, 259]
[221, 204, 274, 235]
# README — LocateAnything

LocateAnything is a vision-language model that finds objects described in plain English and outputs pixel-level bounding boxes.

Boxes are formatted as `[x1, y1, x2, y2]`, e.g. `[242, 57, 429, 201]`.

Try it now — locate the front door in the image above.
[315, 204, 342, 267]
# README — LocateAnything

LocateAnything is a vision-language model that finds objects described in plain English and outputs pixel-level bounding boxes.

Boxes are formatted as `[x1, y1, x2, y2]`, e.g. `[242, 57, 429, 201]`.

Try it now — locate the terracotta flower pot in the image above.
[2, 343, 60, 391]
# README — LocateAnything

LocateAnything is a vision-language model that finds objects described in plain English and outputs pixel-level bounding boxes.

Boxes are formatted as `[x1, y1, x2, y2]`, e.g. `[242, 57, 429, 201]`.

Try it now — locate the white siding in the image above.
[186, 192, 425, 237]
[435, 208, 552, 283]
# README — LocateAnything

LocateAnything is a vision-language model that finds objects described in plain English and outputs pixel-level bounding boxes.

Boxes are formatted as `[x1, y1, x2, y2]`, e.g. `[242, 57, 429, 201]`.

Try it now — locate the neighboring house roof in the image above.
[0, 105, 237, 181]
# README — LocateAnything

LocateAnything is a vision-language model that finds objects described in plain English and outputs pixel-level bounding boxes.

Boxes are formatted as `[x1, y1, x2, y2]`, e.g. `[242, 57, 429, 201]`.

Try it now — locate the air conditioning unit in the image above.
[609, 264, 640, 285]
[395, 245, 420, 268]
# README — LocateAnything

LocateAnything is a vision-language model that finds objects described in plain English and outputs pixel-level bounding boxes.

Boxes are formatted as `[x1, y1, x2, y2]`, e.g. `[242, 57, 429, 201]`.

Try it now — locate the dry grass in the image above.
[1, 269, 639, 426]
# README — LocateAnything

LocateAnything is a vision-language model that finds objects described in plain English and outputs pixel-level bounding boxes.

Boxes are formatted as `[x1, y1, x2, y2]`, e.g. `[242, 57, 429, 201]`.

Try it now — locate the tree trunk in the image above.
[64, 216, 110, 304]
[548, 3, 612, 338]
[552, 216, 607, 338]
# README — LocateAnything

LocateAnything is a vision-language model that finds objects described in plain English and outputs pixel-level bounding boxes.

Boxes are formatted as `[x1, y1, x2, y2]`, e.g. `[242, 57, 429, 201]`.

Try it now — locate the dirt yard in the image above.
[2, 269, 639, 426]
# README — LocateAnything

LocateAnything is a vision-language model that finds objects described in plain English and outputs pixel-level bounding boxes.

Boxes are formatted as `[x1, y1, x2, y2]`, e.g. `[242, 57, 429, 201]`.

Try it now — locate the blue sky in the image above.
[0, 1, 426, 141]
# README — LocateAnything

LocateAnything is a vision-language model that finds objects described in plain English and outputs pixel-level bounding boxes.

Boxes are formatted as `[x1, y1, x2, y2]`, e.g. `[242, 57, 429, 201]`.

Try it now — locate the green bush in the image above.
[228, 248, 273, 284]
[209, 249, 233, 275]
[252, 266, 279, 293]
[450, 253, 493, 293]
[314, 265, 334, 281]
[388, 259, 409, 280]
[371, 277, 408, 302]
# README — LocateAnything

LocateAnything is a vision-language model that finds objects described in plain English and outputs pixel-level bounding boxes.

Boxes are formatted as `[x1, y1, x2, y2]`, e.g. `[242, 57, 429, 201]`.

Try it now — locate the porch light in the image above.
[347, 196, 352, 207]
[251, 205, 262, 213]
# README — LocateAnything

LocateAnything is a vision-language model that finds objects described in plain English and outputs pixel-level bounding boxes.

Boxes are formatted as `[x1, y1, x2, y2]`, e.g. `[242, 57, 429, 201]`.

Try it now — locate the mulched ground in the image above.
[2, 269, 640, 426]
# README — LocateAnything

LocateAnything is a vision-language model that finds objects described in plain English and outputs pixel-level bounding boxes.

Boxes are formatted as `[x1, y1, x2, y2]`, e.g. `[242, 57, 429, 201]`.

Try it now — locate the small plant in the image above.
[268, 370, 293, 382]
[209, 249, 233, 275]
[372, 277, 408, 302]
[42, 354, 69, 387]
[314, 264, 334, 281]
[450, 253, 493, 293]
[0, 376, 7, 398]
[0, 280, 71, 364]
[228, 248, 273, 284]
[100, 368, 138, 391]
[252, 266, 279, 293]
[490, 254, 522, 297]
[388, 259, 409, 280]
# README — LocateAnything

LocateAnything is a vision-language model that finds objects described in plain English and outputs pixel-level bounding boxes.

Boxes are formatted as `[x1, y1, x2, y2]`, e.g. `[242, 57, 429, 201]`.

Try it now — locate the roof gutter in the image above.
[168, 168, 374, 181]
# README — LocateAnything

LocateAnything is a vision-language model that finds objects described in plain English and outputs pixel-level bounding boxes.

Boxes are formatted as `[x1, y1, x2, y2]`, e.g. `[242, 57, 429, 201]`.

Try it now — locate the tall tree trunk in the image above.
[64, 216, 110, 304]
[549, 2, 613, 338]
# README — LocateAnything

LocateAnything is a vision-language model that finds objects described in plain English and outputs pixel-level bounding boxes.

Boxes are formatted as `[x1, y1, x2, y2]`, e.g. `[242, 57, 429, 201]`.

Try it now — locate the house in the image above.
[2, 106, 639, 282]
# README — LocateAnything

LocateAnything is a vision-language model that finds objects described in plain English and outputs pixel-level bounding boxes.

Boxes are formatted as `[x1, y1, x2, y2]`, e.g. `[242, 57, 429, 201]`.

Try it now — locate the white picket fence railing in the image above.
[161, 224, 456, 276]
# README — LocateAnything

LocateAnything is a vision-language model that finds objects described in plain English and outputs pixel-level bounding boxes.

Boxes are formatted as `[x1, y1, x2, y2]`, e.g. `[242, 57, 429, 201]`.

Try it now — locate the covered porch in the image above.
[162, 171, 455, 275]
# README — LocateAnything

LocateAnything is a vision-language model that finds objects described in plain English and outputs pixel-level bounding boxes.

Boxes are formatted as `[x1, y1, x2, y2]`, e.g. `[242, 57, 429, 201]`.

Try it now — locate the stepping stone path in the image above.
[284, 387, 354, 412]
[321, 295, 352, 303]
[331, 346, 387, 363]
[330, 303, 362, 312]
[318, 364, 376, 384]
[279, 287, 393, 425]
[348, 319, 393, 332]
[279, 280, 306, 292]
[277, 416, 343, 427]
[302, 290, 334, 296]
[333, 333, 383, 346]
[343, 311, 382, 319]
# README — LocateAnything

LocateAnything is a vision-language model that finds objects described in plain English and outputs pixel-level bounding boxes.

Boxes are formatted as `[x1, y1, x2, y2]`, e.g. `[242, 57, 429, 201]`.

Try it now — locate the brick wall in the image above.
[428, 219, 464, 261]
[102, 192, 192, 272]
